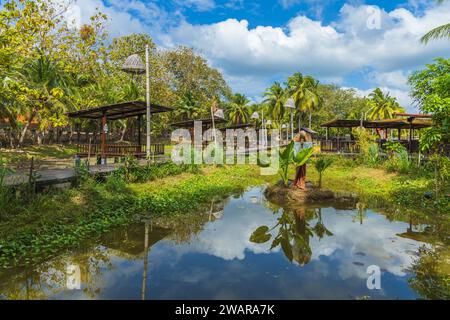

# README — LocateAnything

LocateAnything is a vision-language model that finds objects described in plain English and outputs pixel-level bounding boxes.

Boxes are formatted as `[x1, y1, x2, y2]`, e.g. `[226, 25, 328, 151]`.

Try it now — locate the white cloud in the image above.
[164, 3, 449, 108]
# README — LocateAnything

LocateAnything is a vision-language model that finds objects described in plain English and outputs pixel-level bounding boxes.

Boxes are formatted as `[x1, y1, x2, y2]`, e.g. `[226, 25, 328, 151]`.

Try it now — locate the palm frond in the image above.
[421, 23, 450, 44]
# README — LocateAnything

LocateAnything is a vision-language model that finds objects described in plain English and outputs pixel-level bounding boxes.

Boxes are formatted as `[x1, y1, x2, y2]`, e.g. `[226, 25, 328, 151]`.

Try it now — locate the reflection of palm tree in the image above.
[250, 207, 333, 267]
[312, 208, 333, 239]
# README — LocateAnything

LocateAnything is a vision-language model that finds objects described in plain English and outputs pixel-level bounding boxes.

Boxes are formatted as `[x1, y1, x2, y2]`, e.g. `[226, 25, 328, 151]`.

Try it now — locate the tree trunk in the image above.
[309, 112, 312, 129]
[119, 127, 127, 142]
[18, 109, 36, 146]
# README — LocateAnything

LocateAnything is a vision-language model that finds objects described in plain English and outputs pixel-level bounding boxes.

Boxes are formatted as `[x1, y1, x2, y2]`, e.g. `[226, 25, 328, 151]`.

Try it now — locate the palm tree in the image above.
[176, 91, 201, 120]
[227, 93, 250, 124]
[263, 82, 285, 122]
[286, 72, 321, 129]
[17, 54, 69, 145]
[421, 0, 450, 44]
[367, 88, 404, 120]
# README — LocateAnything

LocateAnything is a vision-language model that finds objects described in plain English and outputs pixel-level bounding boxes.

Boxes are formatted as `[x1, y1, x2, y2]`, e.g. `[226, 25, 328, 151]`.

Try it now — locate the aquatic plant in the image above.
[314, 156, 334, 188]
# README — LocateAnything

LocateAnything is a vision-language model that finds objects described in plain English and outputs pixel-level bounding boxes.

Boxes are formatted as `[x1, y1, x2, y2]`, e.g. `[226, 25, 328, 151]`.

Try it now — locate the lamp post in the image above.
[285, 98, 295, 140]
[121, 45, 151, 158]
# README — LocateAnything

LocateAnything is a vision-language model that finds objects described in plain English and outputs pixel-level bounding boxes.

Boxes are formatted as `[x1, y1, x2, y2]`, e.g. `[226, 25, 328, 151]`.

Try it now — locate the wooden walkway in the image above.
[4, 157, 169, 188]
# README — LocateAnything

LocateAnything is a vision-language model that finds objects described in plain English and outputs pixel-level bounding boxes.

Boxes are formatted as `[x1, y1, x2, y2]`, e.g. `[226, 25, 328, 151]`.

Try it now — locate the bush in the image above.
[385, 143, 411, 174]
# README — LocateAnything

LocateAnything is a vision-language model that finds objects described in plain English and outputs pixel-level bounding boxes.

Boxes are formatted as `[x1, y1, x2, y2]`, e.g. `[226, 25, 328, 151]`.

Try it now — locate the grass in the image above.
[0, 145, 77, 169]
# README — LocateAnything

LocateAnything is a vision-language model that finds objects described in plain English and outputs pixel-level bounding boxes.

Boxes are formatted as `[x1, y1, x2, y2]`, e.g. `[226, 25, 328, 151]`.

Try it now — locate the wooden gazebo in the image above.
[67, 101, 173, 162]
[321, 114, 432, 153]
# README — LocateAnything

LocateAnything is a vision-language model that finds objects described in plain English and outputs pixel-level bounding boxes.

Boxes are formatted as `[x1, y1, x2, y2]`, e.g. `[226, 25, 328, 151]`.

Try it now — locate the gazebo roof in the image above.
[170, 118, 227, 128]
[321, 118, 432, 130]
[67, 101, 173, 120]
[219, 123, 254, 131]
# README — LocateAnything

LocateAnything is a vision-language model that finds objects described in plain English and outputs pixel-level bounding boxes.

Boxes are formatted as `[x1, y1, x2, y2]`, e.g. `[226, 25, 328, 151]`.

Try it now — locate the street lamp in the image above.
[285, 97, 295, 140]
[122, 45, 151, 158]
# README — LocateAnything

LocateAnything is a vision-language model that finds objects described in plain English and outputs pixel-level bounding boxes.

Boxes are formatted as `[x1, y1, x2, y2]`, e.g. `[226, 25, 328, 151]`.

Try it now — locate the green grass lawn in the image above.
[0, 145, 77, 168]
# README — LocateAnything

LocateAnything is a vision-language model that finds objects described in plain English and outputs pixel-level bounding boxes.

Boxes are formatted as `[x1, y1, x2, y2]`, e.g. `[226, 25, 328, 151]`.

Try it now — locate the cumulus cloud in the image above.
[165, 2, 449, 109]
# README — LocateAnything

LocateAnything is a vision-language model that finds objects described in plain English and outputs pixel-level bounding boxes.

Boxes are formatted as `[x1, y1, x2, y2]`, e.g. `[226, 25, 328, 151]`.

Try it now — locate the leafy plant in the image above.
[366, 144, 380, 166]
[314, 156, 334, 188]
[258, 141, 313, 187]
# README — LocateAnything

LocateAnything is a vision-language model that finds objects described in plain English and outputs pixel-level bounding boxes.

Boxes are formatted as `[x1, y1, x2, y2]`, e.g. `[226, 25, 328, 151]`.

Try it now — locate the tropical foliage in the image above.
[0, 0, 231, 146]
[367, 88, 404, 120]
[421, 0, 450, 44]
[408, 58, 450, 153]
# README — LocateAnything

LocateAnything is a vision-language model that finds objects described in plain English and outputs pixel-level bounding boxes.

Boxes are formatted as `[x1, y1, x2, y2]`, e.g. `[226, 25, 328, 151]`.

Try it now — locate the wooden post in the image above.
[77, 123, 81, 144]
[398, 128, 401, 141]
[101, 110, 107, 164]
[138, 115, 142, 149]
[409, 124, 413, 153]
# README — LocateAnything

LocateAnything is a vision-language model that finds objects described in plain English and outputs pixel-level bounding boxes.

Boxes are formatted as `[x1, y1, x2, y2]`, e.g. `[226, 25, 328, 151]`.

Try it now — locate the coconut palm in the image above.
[367, 88, 404, 120]
[17, 54, 69, 145]
[227, 93, 250, 124]
[263, 82, 285, 122]
[286, 72, 321, 129]
[176, 91, 201, 121]
[421, 0, 450, 44]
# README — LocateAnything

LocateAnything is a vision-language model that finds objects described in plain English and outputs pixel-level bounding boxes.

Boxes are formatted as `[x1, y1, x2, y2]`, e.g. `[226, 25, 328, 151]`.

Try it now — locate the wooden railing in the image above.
[320, 140, 360, 154]
[76, 144, 165, 157]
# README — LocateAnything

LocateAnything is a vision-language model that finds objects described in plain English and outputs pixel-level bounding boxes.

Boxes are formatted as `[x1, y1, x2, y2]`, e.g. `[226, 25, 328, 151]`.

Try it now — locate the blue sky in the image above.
[74, 0, 450, 111]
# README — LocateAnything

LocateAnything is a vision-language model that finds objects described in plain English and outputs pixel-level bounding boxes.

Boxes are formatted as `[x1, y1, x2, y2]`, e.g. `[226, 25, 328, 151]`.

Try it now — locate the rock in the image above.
[264, 184, 335, 205]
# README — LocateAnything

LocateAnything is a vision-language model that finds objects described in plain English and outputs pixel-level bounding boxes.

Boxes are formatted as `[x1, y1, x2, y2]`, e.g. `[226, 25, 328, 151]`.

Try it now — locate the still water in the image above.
[0, 187, 447, 300]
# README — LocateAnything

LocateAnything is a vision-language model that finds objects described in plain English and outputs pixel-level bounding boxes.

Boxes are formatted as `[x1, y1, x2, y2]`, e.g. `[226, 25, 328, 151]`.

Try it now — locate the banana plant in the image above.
[258, 141, 314, 187]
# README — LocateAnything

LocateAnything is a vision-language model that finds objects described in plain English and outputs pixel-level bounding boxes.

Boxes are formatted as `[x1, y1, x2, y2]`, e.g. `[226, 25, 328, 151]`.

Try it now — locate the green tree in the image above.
[263, 82, 285, 123]
[227, 93, 250, 124]
[176, 91, 201, 120]
[286, 72, 321, 129]
[367, 88, 404, 120]
[17, 54, 69, 144]
[408, 58, 450, 152]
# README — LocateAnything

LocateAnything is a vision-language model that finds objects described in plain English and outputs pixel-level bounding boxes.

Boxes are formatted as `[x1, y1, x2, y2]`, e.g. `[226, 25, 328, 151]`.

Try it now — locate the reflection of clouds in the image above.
[5, 188, 429, 300]
[309, 210, 428, 278]
[163, 188, 280, 261]
[157, 194, 425, 281]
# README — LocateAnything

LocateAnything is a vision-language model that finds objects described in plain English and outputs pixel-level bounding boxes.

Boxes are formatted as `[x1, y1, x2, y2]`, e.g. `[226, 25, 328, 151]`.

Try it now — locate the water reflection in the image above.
[0, 187, 448, 300]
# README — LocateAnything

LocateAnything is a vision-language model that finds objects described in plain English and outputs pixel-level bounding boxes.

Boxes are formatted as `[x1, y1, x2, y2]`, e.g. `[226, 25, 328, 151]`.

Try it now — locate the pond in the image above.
[0, 187, 447, 300]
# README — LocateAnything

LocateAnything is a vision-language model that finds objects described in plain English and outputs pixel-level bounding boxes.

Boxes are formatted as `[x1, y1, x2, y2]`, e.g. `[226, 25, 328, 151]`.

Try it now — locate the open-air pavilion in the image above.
[67, 101, 173, 162]
[321, 114, 432, 154]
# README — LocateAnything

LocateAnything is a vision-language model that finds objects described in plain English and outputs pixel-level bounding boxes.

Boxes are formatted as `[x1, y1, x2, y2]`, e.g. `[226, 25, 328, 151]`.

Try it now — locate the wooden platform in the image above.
[3, 157, 169, 188]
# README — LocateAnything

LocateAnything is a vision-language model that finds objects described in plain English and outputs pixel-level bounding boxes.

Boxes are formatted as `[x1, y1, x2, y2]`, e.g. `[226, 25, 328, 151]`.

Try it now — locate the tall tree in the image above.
[17, 54, 69, 144]
[227, 93, 250, 124]
[408, 58, 450, 152]
[263, 82, 285, 123]
[286, 72, 321, 129]
[367, 88, 404, 120]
